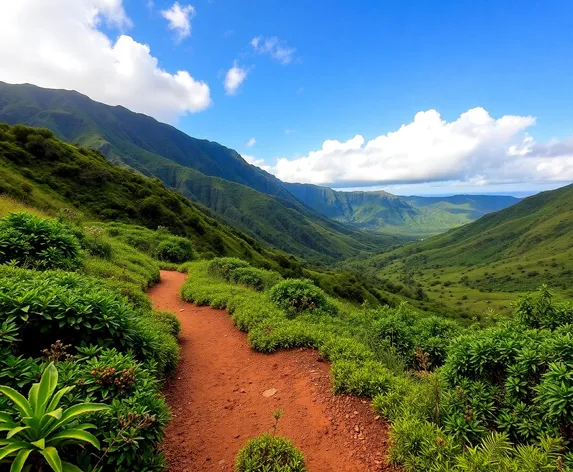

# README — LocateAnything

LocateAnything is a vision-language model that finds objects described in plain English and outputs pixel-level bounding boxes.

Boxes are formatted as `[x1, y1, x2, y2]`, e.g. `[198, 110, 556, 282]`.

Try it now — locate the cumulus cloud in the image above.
[271, 107, 573, 187]
[224, 61, 248, 95]
[161, 2, 196, 42]
[242, 154, 271, 171]
[251, 36, 296, 65]
[0, 0, 211, 122]
[246, 137, 256, 147]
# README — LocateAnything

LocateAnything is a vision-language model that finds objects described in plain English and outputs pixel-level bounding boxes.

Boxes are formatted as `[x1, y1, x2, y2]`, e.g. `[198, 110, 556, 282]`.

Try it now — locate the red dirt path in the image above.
[148, 270, 396, 472]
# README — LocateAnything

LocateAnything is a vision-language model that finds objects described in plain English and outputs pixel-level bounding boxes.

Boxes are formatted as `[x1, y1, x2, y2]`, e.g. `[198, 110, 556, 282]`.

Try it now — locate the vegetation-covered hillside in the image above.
[284, 182, 519, 236]
[361, 184, 573, 315]
[0, 123, 410, 306]
[0, 82, 401, 262]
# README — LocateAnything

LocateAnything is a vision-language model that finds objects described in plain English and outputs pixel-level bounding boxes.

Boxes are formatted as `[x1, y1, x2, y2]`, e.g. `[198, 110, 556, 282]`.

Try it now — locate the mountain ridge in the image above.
[283, 181, 520, 236]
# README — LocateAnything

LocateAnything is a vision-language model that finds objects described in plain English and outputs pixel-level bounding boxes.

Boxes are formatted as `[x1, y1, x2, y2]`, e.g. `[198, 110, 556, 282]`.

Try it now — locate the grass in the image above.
[0, 195, 48, 218]
[358, 183, 573, 319]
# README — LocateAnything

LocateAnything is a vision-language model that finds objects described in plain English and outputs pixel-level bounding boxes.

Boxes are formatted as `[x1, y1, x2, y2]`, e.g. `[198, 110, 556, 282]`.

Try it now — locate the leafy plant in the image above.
[153, 238, 194, 264]
[269, 279, 337, 317]
[229, 267, 282, 291]
[0, 213, 82, 270]
[235, 411, 305, 472]
[208, 257, 251, 280]
[0, 362, 109, 472]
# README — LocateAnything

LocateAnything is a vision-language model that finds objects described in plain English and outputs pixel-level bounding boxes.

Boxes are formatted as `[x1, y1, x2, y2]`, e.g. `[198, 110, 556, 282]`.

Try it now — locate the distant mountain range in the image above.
[0, 81, 519, 259]
[283, 183, 519, 236]
[361, 183, 573, 315]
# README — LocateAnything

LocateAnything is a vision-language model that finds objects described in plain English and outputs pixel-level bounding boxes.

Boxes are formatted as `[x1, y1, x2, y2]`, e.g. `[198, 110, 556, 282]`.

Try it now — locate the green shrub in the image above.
[367, 307, 461, 369]
[235, 433, 306, 472]
[83, 226, 113, 260]
[373, 373, 442, 423]
[516, 285, 573, 330]
[389, 416, 459, 471]
[149, 311, 181, 338]
[0, 267, 177, 375]
[58, 348, 171, 472]
[0, 213, 82, 270]
[331, 360, 395, 397]
[153, 237, 194, 263]
[229, 267, 282, 291]
[208, 257, 250, 280]
[269, 279, 337, 317]
[247, 321, 320, 353]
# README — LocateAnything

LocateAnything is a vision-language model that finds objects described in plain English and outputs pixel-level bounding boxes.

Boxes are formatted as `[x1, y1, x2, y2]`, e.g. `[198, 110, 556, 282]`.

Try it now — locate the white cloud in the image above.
[161, 2, 196, 42]
[271, 107, 573, 186]
[251, 36, 296, 65]
[284, 129, 296, 135]
[224, 61, 248, 95]
[246, 137, 256, 147]
[0, 0, 211, 122]
[242, 154, 271, 171]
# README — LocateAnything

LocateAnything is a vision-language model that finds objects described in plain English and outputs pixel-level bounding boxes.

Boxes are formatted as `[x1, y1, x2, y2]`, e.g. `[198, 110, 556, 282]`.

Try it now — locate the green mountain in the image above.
[361, 184, 573, 316]
[283, 182, 519, 236]
[0, 82, 401, 262]
[0, 122, 279, 267]
[0, 122, 415, 306]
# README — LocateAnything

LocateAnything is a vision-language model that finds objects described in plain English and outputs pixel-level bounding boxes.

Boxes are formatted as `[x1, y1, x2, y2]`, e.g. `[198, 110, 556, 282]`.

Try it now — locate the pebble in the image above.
[262, 388, 278, 397]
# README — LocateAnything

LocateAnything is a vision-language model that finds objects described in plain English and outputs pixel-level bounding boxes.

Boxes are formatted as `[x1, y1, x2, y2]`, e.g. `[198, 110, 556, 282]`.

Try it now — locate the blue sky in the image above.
[1, 0, 573, 195]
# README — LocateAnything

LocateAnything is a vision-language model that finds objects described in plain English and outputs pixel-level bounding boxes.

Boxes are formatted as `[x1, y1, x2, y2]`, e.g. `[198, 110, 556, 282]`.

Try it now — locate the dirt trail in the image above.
[149, 270, 395, 472]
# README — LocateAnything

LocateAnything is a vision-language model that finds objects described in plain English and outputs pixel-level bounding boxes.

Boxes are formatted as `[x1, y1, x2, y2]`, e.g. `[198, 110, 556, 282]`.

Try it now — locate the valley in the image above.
[0, 93, 572, 472]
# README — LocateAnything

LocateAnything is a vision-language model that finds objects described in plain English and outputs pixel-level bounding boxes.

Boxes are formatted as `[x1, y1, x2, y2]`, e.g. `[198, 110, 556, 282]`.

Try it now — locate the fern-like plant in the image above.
[0, 362, 110, 472]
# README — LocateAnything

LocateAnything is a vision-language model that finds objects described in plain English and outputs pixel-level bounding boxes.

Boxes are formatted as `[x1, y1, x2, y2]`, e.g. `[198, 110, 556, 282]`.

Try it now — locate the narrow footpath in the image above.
[149, 270, 396, 471]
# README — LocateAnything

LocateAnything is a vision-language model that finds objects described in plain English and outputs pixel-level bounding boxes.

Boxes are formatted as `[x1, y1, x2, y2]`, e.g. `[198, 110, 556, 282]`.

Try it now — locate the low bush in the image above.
[269, 279, 337, 317]
[103, 223, 195, 264]
[0, 212, 82, 270]
[150, 310, 182, 338]
[235, 434, 306, 472]
[367, 306, 461, 369]
[153, 237, 194, 264]
[208, 257, 251, 280]
[229, 266, 282, 291]
[57, 348, 171, 471]
[0, 267, 177, 375]
[331, 359, 395, 397]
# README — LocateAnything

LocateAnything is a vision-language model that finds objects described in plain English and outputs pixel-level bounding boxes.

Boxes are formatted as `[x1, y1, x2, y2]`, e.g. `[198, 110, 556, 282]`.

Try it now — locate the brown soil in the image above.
[148, 270, 396, 472]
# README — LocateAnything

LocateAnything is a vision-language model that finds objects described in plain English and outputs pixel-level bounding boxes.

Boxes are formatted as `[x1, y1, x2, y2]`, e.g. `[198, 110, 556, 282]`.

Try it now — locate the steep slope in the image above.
[0, 122, 286, 268]
[283, 182, 519, 236]
[0, 82, 401, 262]
[0, 123, 411, 306]
[363, 184, 573, 316]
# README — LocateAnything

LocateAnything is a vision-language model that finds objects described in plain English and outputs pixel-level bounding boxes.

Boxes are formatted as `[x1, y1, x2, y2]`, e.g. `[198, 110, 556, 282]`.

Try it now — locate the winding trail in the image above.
[149, 271, 395, 471]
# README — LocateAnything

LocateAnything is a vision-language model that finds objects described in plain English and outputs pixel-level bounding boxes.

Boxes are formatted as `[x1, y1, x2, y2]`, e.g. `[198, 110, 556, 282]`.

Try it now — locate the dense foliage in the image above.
[208, 257, 251, 280]
[229, 267, 282, 291]
[235, 434, 306, 472]
[269, 279, 337, 316]
[181, 261, 573, 471]
[105, 223, 194, 264]
[0, 213, 179, 471]
[0, 362, 109, 472]
[0, 213, 82, 270]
